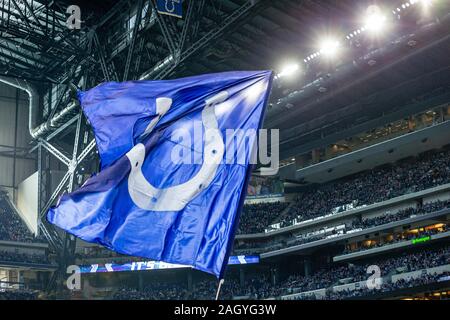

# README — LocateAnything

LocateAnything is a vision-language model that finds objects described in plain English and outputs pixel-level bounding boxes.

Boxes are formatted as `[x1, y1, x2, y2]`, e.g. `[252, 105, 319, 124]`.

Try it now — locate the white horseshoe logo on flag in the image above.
[126, 91, 228, 211]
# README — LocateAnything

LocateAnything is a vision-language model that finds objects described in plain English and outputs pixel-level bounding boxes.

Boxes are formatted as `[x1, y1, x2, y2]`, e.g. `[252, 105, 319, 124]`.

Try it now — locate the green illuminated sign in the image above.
[412, 236, 431, 245]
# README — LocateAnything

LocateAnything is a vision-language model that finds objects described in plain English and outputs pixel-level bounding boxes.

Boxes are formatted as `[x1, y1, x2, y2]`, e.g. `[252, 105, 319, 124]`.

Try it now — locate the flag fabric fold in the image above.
[47, 71, 273, 277]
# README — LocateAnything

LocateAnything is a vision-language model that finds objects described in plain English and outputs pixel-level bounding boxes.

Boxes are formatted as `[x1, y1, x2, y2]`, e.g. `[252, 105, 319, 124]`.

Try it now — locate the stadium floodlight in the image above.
[420, 0, 433, 7]
[418, 0, 433, 16]
[319, 38, 340, 58]
[364, 5, 387, 34]
[278, 63, 300, 78]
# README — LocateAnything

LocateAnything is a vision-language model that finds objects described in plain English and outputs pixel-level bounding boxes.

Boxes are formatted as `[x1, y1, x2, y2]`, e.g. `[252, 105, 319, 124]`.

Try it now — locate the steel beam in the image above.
[92, 31, 119, 82]
[39, 171, 70, 219]
[21, 0, 46, 34]
[77, 139, 96, 164]
[10, 0, 33, 31]
[123, 0, 144, 81]
[150, 0, 260, 80]
[179, 0, 195, 52]
[40, 140, 70, 166]
[149, 0, 178, 56]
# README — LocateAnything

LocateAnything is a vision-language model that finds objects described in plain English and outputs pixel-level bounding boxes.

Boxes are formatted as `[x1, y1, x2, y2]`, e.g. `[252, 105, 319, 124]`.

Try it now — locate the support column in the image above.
[304, 258, 313, 277]
[311, 149, 321, 164]
[187, 271, 192, 291]
[295, 154, 308, 170]
[408, 116, 415, 132]
[138, 273, 144, 290]
[270, 267, 277, 286]
[12, 89, 19, 201]
[239, 268, 245, 287]
[17, 270, 23, 288]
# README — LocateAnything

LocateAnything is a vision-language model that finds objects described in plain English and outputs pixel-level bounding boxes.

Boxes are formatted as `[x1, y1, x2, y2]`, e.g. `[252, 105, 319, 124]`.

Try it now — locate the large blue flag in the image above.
[47, 71, 273, 277]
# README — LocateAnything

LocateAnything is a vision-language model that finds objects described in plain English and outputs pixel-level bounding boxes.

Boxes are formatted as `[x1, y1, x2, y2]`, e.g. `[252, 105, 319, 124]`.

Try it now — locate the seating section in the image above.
[0, 191, 46, 243]
[112, 245, 450, 300]
[233, 199, 450, 255]
[0, 290, 37, 300]
[238, 147, 450, 234]
[237, 202, 289, 234]
[0, 250, 49, 265]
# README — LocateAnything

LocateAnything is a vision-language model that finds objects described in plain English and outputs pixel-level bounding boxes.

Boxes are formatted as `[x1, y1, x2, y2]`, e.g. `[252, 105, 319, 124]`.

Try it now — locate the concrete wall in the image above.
[0, 83, 35, 199]
[391, 264, 450, 283]
[281, 288, 327, 300]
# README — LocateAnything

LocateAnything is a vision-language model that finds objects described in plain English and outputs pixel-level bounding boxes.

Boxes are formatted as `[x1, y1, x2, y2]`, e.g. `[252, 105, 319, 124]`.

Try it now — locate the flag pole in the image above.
[215, 279, 225, 300]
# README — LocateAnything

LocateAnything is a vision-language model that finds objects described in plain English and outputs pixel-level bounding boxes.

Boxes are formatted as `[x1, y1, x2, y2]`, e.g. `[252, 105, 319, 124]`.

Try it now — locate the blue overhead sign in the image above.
[78, 256, 260, 274]
[156, 0, 183, 18]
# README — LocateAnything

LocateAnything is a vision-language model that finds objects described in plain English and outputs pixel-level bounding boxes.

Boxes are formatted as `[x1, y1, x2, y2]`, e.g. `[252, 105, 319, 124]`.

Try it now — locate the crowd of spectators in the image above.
[219, 275, 280, 299]
[0, 191, 46, 243]
[279, 245, 450, 299]
[378, 227, 445, 250]
[0, 289, 37, 300]
[324, 272, 450, 300]
[233, 199, 450, 255]
[255, 245, 450, 299]
[0, 250, 50, 265]
[343, 225, 448, 254]
[112, 245, 450, 300]
[239, 147, 450, 234]
[237, 202, 289, 234]
[358, 199, 450, 229]
[114, 282, 189, 300]
[75, 249, 143, 265]
[113, 275, 280, 300]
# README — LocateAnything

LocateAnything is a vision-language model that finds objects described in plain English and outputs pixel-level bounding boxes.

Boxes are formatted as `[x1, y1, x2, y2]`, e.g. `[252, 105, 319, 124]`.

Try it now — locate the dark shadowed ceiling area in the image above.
[0, 0, 449, 159]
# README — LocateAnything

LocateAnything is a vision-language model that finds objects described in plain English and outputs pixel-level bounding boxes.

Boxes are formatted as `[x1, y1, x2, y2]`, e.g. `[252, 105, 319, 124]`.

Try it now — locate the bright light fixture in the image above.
[278, 63, 300, 78]
[420, 0, 433, 7]
[418, 0, 433, 16]
[319, 38, 340, 57]
[364, 5, 387, 34]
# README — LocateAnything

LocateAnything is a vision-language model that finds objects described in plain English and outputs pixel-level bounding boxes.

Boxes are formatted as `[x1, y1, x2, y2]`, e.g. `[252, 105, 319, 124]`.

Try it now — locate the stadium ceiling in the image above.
[0, 0, 449, 154]
[0, 0, 367, 80]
